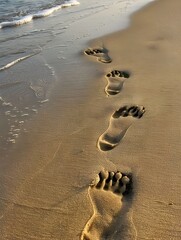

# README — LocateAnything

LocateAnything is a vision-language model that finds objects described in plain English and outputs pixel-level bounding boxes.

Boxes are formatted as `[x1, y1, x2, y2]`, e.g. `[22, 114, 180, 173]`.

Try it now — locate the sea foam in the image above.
[0, 0, 80, 29]
[33, 6, 62, 18]
[0, 53, 37, 72]
[0, 15, 33, 28]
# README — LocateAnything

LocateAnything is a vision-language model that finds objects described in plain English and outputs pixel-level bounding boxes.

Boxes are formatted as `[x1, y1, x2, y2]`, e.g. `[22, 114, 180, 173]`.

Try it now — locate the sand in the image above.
[0, 0, 181, 239]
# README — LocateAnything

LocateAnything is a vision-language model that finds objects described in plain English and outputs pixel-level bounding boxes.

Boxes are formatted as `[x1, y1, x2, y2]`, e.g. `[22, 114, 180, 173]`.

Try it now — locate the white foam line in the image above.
[33, 6, 62, 18]
[0, 53, 36, 72]
[0, 15, 33, 28]
[0, 0, 80, 29]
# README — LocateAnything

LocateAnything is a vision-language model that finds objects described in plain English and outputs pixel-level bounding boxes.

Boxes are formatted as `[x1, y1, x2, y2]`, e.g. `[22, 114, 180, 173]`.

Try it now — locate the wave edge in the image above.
[0, 0, 80, 29]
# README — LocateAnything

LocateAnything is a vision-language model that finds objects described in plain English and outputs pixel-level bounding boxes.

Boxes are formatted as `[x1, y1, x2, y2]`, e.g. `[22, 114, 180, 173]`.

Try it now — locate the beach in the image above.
[0, 0, 181, 239]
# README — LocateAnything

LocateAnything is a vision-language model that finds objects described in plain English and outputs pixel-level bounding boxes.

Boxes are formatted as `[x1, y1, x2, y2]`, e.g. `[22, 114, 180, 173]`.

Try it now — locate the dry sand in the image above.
[0, 0, 181, 239]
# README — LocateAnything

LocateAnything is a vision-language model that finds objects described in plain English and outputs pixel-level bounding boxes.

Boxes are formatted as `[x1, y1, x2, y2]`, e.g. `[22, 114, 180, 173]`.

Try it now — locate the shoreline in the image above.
[0, 0, 153, 151]
[1, 0, 181, 239]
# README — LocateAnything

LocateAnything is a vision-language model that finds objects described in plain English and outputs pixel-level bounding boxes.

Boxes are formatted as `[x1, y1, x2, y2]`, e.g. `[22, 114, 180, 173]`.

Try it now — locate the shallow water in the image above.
[0, 0, 66, 22]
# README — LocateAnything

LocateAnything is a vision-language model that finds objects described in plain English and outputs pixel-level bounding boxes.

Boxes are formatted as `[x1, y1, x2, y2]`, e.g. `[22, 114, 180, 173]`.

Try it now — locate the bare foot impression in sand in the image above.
[105, 70, 130, 96]
[81, 170, 132, 240]
[84, 47, 112, 63]
[97, 105, 145, 151]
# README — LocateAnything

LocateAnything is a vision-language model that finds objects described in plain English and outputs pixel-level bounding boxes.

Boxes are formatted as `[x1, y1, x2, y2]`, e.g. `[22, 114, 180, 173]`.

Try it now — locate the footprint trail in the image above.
[98, 105, 145, 151]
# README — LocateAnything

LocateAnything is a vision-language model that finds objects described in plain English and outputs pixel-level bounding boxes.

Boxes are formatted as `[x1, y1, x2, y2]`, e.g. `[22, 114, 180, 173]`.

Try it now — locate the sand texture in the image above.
[0, 0, 181, 239]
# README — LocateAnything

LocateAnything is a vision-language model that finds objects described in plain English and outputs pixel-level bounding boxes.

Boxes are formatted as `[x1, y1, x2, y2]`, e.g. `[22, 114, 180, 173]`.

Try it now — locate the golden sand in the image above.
[0, 0, 181, 239]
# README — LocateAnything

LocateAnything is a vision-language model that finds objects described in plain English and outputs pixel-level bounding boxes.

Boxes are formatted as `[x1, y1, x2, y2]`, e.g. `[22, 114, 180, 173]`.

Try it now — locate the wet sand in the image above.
[1, 0, 181, 239]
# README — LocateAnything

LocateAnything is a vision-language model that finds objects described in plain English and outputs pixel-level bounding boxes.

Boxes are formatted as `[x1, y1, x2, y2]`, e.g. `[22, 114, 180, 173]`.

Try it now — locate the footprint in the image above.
[97, 105, 145, 151]
[81, 170, 133, 240]
[84, 47, 112, 63]
[105, 70, 130, 96]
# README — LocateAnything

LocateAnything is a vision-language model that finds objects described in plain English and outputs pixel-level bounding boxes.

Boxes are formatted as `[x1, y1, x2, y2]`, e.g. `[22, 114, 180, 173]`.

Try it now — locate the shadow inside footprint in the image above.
[84, 47, 112, 63]
[112, 105, 145, 119]
[81, 170, 133, 240]
[105, 70, 130, 96]
[97, 105, 145, 151]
